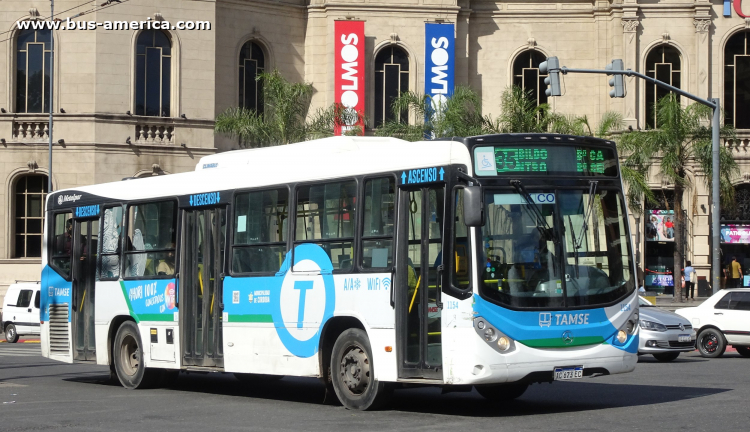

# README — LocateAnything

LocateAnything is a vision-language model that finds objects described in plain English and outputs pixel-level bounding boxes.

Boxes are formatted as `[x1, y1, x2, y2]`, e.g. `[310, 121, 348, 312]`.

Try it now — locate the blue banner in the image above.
[424, 23, 455, 119]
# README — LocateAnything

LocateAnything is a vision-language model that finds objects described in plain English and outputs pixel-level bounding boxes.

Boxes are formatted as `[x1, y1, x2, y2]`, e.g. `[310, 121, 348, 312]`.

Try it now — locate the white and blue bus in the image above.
[40, 134, 638, 410]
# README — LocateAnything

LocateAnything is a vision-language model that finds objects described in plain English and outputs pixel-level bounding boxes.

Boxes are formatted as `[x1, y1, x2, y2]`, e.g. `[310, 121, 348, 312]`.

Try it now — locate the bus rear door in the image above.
[180, 206, 227, 368]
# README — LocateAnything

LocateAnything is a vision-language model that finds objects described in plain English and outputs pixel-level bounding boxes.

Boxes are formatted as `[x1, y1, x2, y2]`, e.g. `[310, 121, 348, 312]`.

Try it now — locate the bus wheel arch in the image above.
[318, 316, 366, 384]
[111, 319, 159, 389]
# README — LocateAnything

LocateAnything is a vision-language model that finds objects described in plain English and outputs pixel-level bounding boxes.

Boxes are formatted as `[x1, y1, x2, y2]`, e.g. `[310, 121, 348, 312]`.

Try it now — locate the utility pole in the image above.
[542, 57, 723, 294]
[48, 0, 54, 193]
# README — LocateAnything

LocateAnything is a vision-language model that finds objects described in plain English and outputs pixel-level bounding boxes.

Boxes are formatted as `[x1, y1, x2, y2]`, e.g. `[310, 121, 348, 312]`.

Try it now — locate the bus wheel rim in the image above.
[120, 335, 139, 376]
[340, 344, 370, 395]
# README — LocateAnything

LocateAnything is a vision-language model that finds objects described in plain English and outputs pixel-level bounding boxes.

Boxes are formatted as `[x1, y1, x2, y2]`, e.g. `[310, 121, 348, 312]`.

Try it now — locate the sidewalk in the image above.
[654, 295, 707, 312]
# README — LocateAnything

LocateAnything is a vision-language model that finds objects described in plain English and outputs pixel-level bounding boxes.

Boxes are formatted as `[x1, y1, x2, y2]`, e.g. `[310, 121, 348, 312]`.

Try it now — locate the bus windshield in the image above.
[479, 188, 634, 309]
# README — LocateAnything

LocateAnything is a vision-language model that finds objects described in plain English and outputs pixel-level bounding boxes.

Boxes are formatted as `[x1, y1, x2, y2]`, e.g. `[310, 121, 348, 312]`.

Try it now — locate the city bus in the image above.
[40, 134, 638, 410]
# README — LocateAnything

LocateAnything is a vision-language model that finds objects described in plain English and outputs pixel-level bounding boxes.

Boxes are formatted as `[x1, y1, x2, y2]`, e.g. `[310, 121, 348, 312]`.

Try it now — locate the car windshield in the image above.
[479, 188, 634, 309]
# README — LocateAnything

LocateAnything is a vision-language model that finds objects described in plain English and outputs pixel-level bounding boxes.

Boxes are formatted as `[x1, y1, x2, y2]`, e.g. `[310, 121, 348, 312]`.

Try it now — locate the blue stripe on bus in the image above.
[473, 294, 620, 349]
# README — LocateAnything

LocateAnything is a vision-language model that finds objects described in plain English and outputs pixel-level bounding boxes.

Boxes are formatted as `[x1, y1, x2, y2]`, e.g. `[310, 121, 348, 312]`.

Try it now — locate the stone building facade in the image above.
[2, 0, 750, 306]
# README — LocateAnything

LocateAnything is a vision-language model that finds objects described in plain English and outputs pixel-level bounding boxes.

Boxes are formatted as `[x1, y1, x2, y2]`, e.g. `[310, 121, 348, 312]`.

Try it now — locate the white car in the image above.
[675, 288, 750, 358]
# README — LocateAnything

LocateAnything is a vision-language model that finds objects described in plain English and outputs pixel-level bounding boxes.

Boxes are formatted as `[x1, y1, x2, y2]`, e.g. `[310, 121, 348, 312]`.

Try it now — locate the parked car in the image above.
[675, 288, 750, 358]
[638, 296, 696, 361]
[1, 282, 41, 343]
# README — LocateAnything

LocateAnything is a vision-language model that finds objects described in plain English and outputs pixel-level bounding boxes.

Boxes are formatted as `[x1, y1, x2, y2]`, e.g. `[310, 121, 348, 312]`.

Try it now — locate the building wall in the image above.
[3, 0, 750, 308]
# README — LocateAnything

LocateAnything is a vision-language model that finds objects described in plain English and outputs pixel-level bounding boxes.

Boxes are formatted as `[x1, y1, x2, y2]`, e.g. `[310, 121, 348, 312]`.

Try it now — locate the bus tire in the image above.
[4, 323, 19, 343]
[735, 346, 750, 358]
[475, 383, 529, 401]
[330, 328, 390, 410]
[113, 321, 159, 389]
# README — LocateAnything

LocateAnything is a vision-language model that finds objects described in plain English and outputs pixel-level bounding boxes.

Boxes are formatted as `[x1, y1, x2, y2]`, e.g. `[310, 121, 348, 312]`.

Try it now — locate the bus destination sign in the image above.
[473, 145, 617, 177]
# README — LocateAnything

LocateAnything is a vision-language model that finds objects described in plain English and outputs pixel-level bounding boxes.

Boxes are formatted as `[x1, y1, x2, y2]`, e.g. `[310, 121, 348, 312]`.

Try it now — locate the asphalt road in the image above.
[1, 344, 748, 432]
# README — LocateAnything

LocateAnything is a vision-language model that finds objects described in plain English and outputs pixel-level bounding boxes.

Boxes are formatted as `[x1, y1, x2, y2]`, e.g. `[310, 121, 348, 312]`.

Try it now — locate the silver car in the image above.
[638, 297, 697, 361]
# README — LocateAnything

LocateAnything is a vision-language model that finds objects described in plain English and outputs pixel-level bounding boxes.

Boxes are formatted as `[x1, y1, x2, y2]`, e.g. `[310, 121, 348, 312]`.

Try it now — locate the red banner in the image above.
[334, 20, 365, 136]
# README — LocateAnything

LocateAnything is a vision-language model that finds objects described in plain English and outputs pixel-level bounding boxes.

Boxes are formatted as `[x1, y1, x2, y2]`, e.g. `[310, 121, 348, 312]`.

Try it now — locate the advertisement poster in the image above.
[720, 224, 750, 244]
[424, 23, 454, 121]
[645, 210, 675, 242]
[334, 20, 365, 136]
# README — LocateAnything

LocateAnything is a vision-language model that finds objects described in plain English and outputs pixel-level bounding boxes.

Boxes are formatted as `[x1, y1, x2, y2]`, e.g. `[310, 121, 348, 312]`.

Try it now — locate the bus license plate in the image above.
[678, 334, 692, 342]
[554, 366, 583, 381]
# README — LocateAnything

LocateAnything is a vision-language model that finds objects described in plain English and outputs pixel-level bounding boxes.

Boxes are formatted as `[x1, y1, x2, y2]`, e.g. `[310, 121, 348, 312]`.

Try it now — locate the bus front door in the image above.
[397, 186, 444, 380]
[181, 207, 226, 368]
[72, 218, 98, 362]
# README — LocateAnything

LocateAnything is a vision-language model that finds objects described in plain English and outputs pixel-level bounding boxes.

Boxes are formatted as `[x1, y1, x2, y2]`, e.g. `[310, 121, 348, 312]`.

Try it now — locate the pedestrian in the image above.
[684, 260, 695, 300]
[730, 256, 742, 288]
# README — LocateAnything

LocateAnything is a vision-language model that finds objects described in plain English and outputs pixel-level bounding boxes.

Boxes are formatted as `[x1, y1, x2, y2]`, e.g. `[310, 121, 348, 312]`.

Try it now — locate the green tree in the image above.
[619, 94, 737, 299]
[215, 69, 362, 147]
[374, 86, 494, 141]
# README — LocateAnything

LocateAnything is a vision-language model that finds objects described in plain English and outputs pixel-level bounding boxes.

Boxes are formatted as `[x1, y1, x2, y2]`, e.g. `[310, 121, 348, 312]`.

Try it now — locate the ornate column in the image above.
[694, 16, 711, 100]
[621, 16, 639, 128]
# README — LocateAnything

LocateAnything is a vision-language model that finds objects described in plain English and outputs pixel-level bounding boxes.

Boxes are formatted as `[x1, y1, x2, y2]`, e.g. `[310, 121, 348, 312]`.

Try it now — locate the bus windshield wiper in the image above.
[510, 179, 556, 243]
[568, 215, 580, 278]
[575, 181, 598, 250]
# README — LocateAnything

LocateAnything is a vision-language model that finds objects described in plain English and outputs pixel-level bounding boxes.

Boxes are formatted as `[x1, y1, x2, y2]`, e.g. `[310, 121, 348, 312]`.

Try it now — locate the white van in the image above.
[2, 282, 41, 343]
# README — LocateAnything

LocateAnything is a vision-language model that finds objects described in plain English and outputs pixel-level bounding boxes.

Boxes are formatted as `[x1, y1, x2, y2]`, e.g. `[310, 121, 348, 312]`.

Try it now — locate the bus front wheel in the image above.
[330, 328, 391, 410]
[113, 321, 159, 389]
[475, 383, 529, 401]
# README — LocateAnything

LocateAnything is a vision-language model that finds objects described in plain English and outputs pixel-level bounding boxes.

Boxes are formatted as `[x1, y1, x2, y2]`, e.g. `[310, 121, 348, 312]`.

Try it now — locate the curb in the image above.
[0, 339, 40, 343]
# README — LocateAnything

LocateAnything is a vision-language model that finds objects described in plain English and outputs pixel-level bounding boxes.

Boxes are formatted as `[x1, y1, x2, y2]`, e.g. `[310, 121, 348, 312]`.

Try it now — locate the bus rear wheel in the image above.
[113, 321, 159, 389]
[330, 328, 391, 410]
[475, 383, 529, 401]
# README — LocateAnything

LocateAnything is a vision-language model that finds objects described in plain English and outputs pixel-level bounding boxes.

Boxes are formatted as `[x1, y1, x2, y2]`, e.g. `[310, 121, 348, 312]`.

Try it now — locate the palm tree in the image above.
[215, 69, 363, 147]
[618, 94, 738, 300]
[374, 86, 494, 141]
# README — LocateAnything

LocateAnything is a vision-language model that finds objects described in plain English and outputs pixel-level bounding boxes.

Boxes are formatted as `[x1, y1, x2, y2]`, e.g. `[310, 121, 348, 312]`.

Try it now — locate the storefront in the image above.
[644, 210, 677, 294]
[720, 224, 750, 287]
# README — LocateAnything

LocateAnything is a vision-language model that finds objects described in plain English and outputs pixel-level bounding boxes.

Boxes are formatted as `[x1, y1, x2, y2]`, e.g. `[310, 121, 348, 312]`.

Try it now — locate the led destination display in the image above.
[473, 145, 618, 177]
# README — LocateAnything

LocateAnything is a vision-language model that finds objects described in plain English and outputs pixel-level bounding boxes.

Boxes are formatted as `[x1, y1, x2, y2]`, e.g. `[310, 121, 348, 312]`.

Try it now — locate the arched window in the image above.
[16, 28, 52, 113]
[512, 50, 548, 107]
[239, 41, 265, 112]
[725, 31, 750, 129]
[13, 174, 48, 258]
[722, 185, 750, 220]
[135, 30, 172, 117]
[645, 45, 681, 129]
[375, 45, 409, 127]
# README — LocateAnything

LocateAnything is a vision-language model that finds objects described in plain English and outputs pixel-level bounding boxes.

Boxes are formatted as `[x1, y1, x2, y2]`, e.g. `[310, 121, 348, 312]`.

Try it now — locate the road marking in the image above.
[0, 348, 41, 357]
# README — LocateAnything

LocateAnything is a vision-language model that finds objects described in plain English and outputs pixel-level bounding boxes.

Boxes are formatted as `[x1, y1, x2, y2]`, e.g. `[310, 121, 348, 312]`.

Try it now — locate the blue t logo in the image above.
[294, 281, 314, 329]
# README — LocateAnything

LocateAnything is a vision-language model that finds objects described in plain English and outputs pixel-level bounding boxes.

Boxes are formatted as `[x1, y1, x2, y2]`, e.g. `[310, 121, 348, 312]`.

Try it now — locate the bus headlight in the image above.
[474, 318, 515, 354]
[616, 330, 627, 344]
[497, 336, 511, 352]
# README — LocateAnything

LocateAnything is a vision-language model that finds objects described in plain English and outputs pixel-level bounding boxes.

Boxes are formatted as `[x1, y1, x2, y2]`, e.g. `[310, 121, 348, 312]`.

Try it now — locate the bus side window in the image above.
[50, 212, 74, 278]
[99, 206, 124, 280]
[123, 201, 176, 278]
[232, 188, 289, 274]
[295, 180, 356, 271]
[451, 188, 471, 290]
[361, 177, 395, 270]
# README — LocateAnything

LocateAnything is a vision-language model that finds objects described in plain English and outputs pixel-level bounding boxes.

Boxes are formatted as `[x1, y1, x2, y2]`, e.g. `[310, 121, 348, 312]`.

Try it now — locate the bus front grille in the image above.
[49, 304, 70, 354]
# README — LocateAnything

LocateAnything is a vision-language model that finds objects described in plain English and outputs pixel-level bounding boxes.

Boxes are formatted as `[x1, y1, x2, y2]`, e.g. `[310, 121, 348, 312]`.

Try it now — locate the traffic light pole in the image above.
[556, 66, 723, 294]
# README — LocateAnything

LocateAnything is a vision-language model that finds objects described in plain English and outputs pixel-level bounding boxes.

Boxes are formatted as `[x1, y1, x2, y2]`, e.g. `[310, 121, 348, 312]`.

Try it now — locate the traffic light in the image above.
[606, 59, 625, 98]
[539, 57, 561, 97]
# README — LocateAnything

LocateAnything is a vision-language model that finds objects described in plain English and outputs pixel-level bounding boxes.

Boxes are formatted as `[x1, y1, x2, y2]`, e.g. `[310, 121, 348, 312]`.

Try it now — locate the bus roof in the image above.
[48, 136, 471, 205]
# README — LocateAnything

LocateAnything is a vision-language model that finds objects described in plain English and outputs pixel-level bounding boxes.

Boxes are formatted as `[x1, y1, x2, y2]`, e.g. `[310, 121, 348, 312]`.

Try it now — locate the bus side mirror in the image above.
[463, 186, 484, 227]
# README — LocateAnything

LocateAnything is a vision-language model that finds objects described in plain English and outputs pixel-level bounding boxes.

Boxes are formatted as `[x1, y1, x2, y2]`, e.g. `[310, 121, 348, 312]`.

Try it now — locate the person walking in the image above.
[684, 260, 695, 300]
[730, 256, 743, 288]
